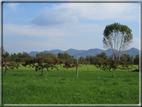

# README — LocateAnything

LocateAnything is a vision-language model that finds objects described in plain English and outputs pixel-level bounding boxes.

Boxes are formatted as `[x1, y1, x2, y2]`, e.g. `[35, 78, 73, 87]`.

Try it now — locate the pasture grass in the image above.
[2, 64, 139, 104]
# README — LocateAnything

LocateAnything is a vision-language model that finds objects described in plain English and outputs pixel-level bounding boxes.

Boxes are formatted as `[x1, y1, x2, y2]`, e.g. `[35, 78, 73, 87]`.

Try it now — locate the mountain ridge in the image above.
[29, 47, 139, 58]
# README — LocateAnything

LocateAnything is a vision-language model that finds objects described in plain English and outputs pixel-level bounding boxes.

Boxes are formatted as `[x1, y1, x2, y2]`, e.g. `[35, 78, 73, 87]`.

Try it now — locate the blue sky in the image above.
[2, 2, 140, 54]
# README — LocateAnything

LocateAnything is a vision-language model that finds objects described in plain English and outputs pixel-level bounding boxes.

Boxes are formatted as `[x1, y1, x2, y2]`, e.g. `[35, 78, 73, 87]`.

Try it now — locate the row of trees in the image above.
[2, 49, 139, 65]
[2, 54, 137, 76]
[79, 52, 139, 65]
[2, 56, 79, 76]
[2, 51, 33, 62]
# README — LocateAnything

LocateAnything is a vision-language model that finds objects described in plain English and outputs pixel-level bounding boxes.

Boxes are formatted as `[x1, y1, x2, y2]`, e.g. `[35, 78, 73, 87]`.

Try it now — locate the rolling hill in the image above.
[29, 47, 139, 58]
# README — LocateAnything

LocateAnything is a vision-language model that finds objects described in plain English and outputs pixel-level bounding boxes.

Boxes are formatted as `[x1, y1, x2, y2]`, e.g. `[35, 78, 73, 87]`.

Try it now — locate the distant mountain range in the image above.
[29, 47, 139, 59]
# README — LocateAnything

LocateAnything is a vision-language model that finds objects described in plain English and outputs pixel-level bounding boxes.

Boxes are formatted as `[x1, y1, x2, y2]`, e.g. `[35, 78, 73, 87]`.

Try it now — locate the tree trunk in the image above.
[113, 55, 115, 77]
[76, 66, 78, 77]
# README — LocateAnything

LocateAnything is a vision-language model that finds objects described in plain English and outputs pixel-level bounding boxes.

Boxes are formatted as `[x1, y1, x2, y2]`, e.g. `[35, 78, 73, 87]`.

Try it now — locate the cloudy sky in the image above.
[2, 1, 140, 54]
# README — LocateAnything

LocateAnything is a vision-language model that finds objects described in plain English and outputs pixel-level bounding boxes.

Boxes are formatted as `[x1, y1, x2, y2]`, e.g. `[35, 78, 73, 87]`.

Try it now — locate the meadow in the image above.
[2, 64, 139, 104]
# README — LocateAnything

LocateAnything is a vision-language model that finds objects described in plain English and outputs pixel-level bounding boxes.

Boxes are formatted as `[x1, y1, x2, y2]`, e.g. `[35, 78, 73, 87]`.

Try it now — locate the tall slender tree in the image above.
[103, 23, 133, 77]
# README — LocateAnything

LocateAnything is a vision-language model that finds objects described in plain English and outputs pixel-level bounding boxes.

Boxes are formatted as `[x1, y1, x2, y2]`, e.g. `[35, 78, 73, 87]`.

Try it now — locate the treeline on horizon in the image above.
[2, 50, 139, 65]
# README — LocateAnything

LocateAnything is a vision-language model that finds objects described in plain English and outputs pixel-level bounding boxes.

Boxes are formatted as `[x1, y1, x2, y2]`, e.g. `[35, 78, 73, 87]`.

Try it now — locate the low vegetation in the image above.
[3, 64, 139, 104]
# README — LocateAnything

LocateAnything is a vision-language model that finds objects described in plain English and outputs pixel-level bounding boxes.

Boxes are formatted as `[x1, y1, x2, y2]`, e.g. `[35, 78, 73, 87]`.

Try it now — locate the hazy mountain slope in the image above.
[29, 47, 139, 58]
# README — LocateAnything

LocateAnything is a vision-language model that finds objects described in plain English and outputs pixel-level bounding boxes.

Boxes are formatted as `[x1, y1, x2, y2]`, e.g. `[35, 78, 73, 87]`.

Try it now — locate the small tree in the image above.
[22, 58, 59, 76]
[103, 23, 133, 77]
[96, 52, 108, 60]
[63, 55, 81, 77]
[2, 58, 19, 76]
[58, 53, 64, 59]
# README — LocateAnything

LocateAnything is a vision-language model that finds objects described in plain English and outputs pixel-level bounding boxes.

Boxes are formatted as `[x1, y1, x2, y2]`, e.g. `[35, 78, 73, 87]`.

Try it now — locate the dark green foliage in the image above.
[79, 56, 85, 63]
[2, 51, 9, 58]
[58, 52, 73, 60]
[93, 57, 137, 72]
[96, 52, 108, 60]
[10, 52, 33, 62]
[134, 55, 139, 65]
[103, 23, 132, 40]
[36, 52, 55, 59]
[58, 53, 64, 59]
[120, 55, 127, 62]
[59, 59, 66, 64]
[120, 54, 133, 62]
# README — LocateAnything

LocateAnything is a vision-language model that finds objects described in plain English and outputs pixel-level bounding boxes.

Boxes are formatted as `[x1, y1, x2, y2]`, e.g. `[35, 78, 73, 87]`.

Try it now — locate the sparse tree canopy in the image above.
[103, 23, 133, 60]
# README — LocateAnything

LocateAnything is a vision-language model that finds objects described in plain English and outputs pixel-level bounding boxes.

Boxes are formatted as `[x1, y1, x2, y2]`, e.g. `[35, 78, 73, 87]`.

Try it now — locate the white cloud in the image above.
[3, 24, 68, 37]
[30, 9, 78, 26]
[3, 23, 104, 37]
[53, 3, 139, 22]
[7, 3, 19, 10]
[31, 3, 139, 26]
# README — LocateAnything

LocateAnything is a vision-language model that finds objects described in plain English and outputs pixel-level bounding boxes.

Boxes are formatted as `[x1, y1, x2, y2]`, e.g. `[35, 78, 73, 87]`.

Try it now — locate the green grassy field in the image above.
[2, 64, 139, 104]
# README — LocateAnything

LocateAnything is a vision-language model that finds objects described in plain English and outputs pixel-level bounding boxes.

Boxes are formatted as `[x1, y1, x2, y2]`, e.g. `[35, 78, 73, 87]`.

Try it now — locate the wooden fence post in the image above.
[76, 55, 78, 77]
